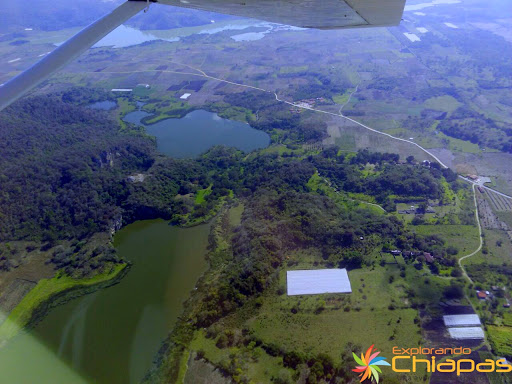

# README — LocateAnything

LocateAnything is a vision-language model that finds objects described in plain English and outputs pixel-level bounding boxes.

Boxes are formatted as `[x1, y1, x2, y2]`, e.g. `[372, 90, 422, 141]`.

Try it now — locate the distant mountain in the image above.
[0, 0, 237, 33]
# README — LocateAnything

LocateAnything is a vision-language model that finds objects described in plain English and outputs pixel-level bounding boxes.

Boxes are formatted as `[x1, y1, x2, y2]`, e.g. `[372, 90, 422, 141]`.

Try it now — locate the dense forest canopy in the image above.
[0, 95, 461, 278]
[0, 0, 235, 33]
[0, 97, 154, 243]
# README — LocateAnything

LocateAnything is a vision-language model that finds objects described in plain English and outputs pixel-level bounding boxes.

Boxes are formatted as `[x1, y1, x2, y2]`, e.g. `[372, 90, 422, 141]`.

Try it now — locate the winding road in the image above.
[93, 62, 512, 281]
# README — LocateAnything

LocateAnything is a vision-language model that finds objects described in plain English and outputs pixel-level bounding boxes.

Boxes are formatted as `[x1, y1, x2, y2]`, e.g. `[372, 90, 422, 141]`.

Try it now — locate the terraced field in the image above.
[486, 190, 512, 212]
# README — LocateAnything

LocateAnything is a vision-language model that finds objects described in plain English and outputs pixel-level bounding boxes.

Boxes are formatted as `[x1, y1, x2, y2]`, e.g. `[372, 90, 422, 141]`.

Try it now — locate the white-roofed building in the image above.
[287, 268, 352, 296]
[448, 327, 485, 340]
[443, 314, 481, 327]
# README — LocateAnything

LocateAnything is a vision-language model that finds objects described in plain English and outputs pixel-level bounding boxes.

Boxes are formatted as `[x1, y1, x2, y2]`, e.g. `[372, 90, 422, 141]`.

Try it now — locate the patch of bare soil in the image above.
[0, 279, 36, 325]
[422, 306, 488, 384]
[184, 352, 231, 384]
[0, 244, 56, 322]
[429, 351, 489, 384]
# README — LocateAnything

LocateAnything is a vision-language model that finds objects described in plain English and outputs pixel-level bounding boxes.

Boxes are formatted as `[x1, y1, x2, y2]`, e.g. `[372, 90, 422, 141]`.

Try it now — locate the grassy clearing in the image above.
[140, 98, 194, 124]
[244, 265, 428, 382]
[249, 306, 421, 361]
[260, 264, 437, 351]
[177, 188, 236, 228]
[332, 132, 357, 151]
[332, 88, 355, 105]
[423, 95, 462, 113]
[195, 184, 213, 205]
[175, 348, 191, 384]
[258, 144, 294, 156]
[504, 313, 512, 327]
[307, 172, 384, 214]
[437, 131, 481, 154]
[441, 179, 456, 204]
[488, 325, 512, 357]
[410, 225, 480, 258]
[0, 263, 126, 343]
[279, 65, 308, 74]
[132, 86, 154, 98]
[116, 97, 138, 131]
[228, 203, 244, 227]
[467, 229, 511, 266]
[189, 330, 292, 383]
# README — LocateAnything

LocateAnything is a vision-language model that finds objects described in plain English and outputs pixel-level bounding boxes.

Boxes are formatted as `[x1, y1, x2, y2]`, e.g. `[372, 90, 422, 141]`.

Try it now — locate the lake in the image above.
[123, 109, 270, 158]
[0, 221, 211, 384]
[60, 20, 304, 48]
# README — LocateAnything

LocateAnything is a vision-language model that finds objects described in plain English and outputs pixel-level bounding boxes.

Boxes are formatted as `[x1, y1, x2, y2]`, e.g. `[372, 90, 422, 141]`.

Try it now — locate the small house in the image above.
[477, 291, 487, 300]
[424, 252, 434, 263]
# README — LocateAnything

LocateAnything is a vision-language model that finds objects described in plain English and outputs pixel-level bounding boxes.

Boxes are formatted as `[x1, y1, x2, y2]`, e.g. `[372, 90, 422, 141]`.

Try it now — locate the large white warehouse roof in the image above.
[443, 314, 481, 327]
[448, 327, 485, 340]
[287, 268, 352, 296]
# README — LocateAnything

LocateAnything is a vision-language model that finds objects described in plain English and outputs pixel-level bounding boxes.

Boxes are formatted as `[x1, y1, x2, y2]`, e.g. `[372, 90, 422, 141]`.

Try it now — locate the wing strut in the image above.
[0, 1, 147, 111]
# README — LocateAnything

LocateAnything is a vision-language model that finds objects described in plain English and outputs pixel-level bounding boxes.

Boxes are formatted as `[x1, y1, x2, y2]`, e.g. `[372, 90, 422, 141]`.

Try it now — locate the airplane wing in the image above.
[0, 0, 405, 111]
[159, 0, 406, 29]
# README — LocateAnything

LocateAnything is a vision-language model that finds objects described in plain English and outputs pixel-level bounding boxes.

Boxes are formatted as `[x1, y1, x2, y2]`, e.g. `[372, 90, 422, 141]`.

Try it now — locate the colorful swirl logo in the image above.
[352, 344, 390, 383]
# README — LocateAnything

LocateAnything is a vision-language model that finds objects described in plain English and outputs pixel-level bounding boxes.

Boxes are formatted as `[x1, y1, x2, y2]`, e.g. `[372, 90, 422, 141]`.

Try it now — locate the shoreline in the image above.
[0, 262, 130, 347]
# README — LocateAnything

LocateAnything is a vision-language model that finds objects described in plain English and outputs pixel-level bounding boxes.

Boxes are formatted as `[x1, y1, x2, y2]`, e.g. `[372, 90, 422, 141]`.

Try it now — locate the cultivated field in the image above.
[486, 191, 512, 212]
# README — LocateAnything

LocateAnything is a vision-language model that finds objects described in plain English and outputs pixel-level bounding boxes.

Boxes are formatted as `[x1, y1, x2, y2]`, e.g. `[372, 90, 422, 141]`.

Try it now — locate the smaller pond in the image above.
[123, 109, 270, 158]
[88, 100, 117, 110]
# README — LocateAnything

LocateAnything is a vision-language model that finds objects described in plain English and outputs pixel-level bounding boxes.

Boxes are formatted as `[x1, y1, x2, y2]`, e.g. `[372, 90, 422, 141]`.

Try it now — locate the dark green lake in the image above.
[0, 220, 211, 384]
[123, 109, 270, 158]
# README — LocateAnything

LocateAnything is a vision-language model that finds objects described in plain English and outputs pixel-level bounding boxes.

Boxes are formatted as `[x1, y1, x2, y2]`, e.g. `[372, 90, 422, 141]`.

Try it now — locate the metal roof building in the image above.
[443, 314, 481, 327]
[287, 269, 352, 296]
[448, 327, 485, 340]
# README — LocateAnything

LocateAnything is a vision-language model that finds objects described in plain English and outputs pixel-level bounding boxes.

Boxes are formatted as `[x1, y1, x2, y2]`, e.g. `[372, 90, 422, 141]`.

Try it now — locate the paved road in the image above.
[94, 64, 511, 195]
[95, 63, 512, 283]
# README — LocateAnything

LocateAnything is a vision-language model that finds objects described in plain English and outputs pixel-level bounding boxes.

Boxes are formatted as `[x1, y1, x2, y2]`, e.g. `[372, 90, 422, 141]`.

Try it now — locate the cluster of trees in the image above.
[188, 151, 455, 327]
[0, 96, 154, 243]
[312, 149, 458, 207]
[60, 87, 114, 105]
[438, 106, 512, 152]
[220, 91, 328, 142]
[466, 264, 512, 288]
[0, 0, 234, 33]
[0, 94, 458, 281]
[0, 97, 160, 275]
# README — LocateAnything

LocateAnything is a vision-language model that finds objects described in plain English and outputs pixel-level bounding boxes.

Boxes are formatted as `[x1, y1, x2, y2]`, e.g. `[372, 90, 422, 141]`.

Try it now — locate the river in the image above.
[0, 220, 211, 384]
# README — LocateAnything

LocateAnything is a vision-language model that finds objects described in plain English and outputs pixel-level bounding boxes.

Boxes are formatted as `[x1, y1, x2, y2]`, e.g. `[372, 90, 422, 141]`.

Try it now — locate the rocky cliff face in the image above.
[109, 214, 123, 237]
[94, 151, 120, 168]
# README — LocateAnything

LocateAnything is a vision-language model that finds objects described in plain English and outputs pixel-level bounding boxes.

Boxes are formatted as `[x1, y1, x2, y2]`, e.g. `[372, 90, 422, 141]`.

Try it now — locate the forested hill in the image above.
[0, 96, 463, 279]
[0, 0, 235, 33]
[0, 97, 154, 244]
